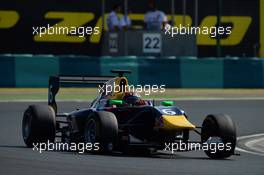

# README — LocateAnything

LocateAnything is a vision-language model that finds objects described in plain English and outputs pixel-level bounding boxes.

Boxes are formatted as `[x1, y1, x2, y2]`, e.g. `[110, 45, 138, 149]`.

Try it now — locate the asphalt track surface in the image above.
[0, 100, 263, 175]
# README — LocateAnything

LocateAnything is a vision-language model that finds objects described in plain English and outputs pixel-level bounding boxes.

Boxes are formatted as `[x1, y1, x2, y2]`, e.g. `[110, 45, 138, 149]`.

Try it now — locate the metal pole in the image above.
[124, 0, 128, 55]
[182, 0, 186, 26]
[194, 0, 198, 27]
[124, 0, 128, 19]
[194, 0, 198, 58]
[101, 0, 105, 31]
[216, 0, 222, 57]
[171, 0, 175, 26]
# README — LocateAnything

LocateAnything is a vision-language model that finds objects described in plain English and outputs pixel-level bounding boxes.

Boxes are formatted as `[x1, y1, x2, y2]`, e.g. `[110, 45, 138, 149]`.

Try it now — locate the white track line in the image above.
[245, 137, 264, 153]
[236, 133, 264, 156]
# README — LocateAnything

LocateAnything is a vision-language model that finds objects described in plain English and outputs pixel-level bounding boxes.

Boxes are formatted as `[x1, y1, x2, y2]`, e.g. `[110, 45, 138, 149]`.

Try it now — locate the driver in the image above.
[104, 77, 146, 106]
[122, 92, 146, 106]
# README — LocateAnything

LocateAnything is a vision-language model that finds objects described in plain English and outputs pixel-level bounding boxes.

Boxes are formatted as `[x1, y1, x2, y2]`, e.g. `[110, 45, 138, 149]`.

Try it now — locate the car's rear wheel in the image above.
[201, 114, 236, 159]
[22, 105, 56, 147]
[84, 111, 118, 153]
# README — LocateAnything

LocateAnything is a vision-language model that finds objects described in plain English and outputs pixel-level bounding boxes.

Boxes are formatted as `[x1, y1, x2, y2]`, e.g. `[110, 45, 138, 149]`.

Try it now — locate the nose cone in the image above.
[162, 115, 196, 130]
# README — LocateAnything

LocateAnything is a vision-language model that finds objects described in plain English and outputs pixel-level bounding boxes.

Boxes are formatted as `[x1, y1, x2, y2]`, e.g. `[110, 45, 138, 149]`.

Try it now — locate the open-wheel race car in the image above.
[22, 70, 237, 159]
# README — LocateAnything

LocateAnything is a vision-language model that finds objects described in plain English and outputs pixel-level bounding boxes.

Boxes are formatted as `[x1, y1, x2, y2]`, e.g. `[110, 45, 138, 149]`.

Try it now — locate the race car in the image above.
[22, 70, 237, 159]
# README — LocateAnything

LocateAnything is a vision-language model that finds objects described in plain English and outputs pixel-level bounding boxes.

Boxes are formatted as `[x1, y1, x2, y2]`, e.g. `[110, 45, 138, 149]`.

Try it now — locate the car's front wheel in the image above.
[84, 111, 118, 153]
[201, 114, 236, 159]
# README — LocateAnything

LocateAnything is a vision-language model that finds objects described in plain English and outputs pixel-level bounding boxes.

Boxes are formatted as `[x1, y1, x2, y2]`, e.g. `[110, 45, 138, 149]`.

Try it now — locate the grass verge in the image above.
[0, 88, 264, 101]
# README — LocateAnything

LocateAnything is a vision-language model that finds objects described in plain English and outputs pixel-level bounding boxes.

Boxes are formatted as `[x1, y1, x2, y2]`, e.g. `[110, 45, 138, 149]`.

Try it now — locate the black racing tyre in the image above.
[84, 111, 118, 153]
[201, 114, 236, 159]
[22, 105, 56, 147]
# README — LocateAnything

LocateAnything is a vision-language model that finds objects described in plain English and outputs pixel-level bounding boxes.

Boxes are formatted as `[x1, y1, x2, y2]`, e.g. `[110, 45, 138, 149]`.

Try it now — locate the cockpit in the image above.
[91, 76, 149, 108]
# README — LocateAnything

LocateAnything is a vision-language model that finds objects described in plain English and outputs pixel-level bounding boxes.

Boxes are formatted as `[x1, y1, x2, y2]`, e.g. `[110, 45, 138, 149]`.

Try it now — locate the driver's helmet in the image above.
[108, 77, 129, 100]
[122, 92, 145, 105]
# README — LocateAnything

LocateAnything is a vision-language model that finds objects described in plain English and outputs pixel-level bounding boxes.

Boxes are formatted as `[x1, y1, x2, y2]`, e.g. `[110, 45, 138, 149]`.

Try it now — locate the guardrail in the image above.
[0, 55, 263, 88]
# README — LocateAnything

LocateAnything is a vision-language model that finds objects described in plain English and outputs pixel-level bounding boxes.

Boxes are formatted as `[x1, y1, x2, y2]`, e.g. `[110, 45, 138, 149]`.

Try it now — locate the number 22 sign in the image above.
[143, 33, 161, 53]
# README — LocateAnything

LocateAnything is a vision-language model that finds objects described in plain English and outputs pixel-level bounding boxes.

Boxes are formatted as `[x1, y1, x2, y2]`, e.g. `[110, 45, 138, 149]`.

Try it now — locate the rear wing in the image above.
[48, 75, 114, 113]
